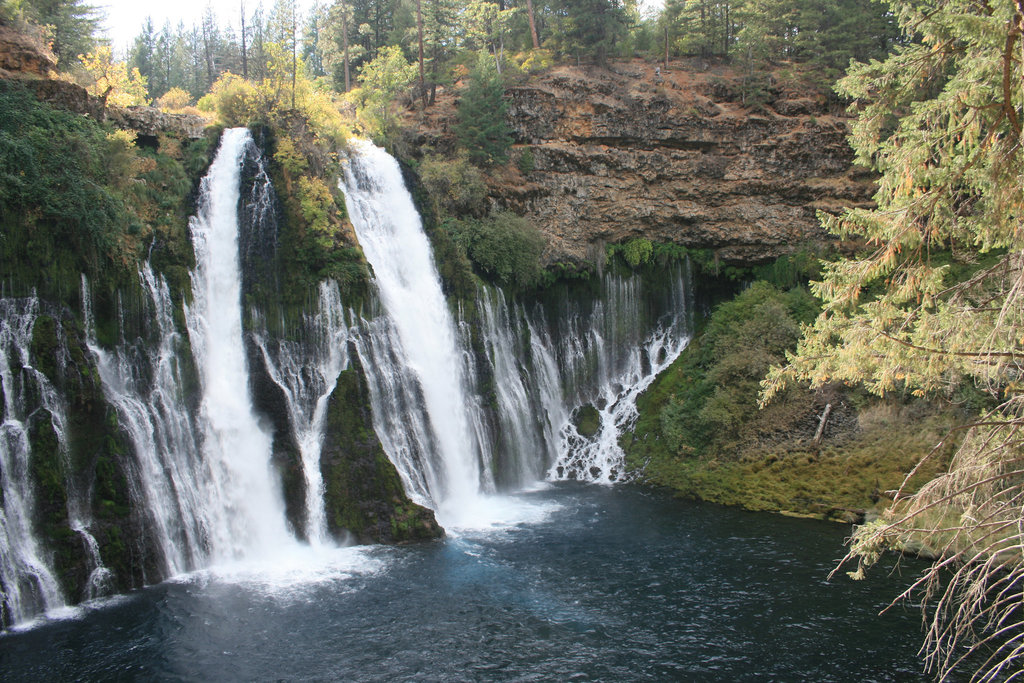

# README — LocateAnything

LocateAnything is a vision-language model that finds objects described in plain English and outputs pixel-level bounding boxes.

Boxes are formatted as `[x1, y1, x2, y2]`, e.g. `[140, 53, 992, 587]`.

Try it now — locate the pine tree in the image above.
[455, 56, 512, 166]
[762, 1, 1024, 679]
[23, 0, 98, 65]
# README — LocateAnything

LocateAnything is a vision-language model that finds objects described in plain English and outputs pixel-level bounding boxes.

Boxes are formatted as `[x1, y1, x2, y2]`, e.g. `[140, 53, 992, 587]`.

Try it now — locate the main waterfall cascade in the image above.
[341, 141, 694, 521]
[341, 140, 495, 524]
[182, 127, 294, 559]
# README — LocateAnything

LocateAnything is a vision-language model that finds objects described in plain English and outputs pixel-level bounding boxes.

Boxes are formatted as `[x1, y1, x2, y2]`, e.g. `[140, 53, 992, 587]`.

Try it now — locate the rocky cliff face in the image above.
[0, 24, 204, 140]
[0, 24, 55, 77]
[418, 61, 875, 265]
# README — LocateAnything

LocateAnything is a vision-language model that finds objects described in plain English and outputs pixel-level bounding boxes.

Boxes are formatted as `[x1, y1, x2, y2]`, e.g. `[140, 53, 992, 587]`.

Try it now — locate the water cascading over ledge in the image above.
[341, 141, 694, 522]
[341, 140, 494, 525]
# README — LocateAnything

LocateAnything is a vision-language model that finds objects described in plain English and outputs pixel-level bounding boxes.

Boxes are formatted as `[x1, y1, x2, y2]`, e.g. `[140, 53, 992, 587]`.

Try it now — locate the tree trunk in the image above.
[241, 0, 248, 79]
[416, 0, 426, 108]
[526, 0, 540, 49]
[342, 3, 351, 92]
[291, 5, 297, 109]
[813, 403, 832, 447]
[663, 22, 668, 70]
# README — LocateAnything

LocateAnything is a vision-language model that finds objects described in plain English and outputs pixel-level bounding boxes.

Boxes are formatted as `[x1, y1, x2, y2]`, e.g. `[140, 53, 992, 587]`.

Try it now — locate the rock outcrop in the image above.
[0, 23, 54, 77]
[0, 23, 205, 140]
[416, 60, 875, 265]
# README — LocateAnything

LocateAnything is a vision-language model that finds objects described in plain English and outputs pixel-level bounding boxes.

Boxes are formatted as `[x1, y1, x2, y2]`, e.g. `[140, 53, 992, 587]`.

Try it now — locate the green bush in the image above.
[517, 147, 535, 175]
[447, 211, 547, 289]
[418, 153, 488, 218]
[659, 281, 818, 457]
[455, 56, 513, 167]
[0, 83, 129, 259]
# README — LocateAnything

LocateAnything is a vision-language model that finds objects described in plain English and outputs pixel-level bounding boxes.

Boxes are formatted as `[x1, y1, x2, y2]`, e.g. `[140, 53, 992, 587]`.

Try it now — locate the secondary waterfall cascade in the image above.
[475, 265, 693, 485]
[0, 298, 69, 625]
[254, 280, 351, 545]
[341, 141, 694, 517]
[85, 264, 208, 575]
[545, 266, 693, 482]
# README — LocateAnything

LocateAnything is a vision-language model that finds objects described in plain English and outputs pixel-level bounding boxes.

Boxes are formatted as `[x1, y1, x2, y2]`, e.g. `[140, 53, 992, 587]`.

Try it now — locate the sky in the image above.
[97, 1, 314, 54]
[97, 0, 664, 55]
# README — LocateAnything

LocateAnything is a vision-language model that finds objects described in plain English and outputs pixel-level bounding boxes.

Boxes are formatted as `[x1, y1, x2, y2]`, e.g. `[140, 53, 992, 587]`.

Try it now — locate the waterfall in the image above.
[85, 265, 208, 574]
[0, 298, 68, 625]
[476, 288, 552, 488]
[254, 281, 350, 545]
[341, 141, 488, 521]
[183, 127, 293, 561]
[546, 265, 693, 482]
[341, 140, 693, 522]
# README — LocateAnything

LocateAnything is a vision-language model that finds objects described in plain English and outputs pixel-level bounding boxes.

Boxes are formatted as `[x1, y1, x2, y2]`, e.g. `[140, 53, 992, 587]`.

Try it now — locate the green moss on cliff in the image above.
[623, 277, 960, 522]
[0, 82, 209, 310]
[320, 354, 442, 544]
[27, 312, 150, 596]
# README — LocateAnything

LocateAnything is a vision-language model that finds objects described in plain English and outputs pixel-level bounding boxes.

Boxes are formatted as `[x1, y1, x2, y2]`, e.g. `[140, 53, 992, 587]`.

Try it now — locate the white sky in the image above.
[97, 0, 313, 55]
[98, 0, 665, 56]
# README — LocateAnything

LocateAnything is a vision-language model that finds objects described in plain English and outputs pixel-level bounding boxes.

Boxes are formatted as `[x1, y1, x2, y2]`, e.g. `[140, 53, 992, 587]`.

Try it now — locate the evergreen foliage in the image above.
[760, 1, 1024, 678]
[660, 282, 817, 456]
[21, 0, 98, 64]
[447, 211, 547, 289]
[455, 56, 512, 166]
[548, 0, 626, 64]
[0, 82, 134, 268]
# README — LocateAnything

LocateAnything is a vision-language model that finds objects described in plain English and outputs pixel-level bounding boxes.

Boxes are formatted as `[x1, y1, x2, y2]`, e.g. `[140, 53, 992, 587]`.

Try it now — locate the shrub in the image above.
[418, 153, 488, 218]
[448, 211, 547, 289]
[517, 147, 535, 175]
[455, 55, 512, 167]
[156, 87, 192, 112]
[659, 281, 818, 457]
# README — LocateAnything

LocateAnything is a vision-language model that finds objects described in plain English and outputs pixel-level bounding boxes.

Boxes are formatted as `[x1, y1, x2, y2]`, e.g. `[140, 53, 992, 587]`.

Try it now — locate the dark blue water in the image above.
[1, 484, 934, 681]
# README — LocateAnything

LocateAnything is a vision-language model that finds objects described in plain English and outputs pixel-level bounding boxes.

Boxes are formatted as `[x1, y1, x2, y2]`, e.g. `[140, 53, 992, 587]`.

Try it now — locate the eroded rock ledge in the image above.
[0, 24, 205, 141]
[421, 61, 876, 266]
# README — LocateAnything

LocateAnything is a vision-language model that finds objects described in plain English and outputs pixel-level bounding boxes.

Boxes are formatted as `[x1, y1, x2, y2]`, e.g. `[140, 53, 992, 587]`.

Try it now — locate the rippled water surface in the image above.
[1, 484, 934, 681]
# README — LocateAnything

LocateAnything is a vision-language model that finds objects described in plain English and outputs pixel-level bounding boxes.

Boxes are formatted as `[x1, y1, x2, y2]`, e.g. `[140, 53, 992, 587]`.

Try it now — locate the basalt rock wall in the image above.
[425, 61, 875, 266]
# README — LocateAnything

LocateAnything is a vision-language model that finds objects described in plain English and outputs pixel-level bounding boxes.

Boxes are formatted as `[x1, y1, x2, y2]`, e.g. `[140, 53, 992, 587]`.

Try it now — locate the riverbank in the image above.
[621, 280, 964, 523]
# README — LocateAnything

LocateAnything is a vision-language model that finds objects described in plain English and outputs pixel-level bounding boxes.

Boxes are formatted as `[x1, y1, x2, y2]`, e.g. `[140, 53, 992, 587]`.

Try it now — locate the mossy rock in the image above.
[572, 404, 601, 439]
[320, 349, 443, 544]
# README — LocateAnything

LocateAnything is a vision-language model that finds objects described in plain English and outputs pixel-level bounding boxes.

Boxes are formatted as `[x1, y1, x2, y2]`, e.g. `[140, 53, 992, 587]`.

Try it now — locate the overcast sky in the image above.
[96, 1, 313, 54]
[97, 0, 664, 56]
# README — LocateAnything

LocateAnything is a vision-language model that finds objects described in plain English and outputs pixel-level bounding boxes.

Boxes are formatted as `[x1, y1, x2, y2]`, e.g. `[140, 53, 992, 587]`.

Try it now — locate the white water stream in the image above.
[341, 140, 490, 525]
[182, 127, 294, 561]
[2, 131, 694, 628]
[0, 299, 68, 624]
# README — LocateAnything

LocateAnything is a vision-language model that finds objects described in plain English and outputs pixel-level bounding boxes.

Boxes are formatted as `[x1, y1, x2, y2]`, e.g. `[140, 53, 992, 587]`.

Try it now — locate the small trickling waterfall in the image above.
[341, 141, 490, 521]
[545, 265, 693, 482]
[474, 265, 692, 485]
[0, 298, 68, 625]
[86, 265, 208, 575]
[254, 281, 350, 545]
